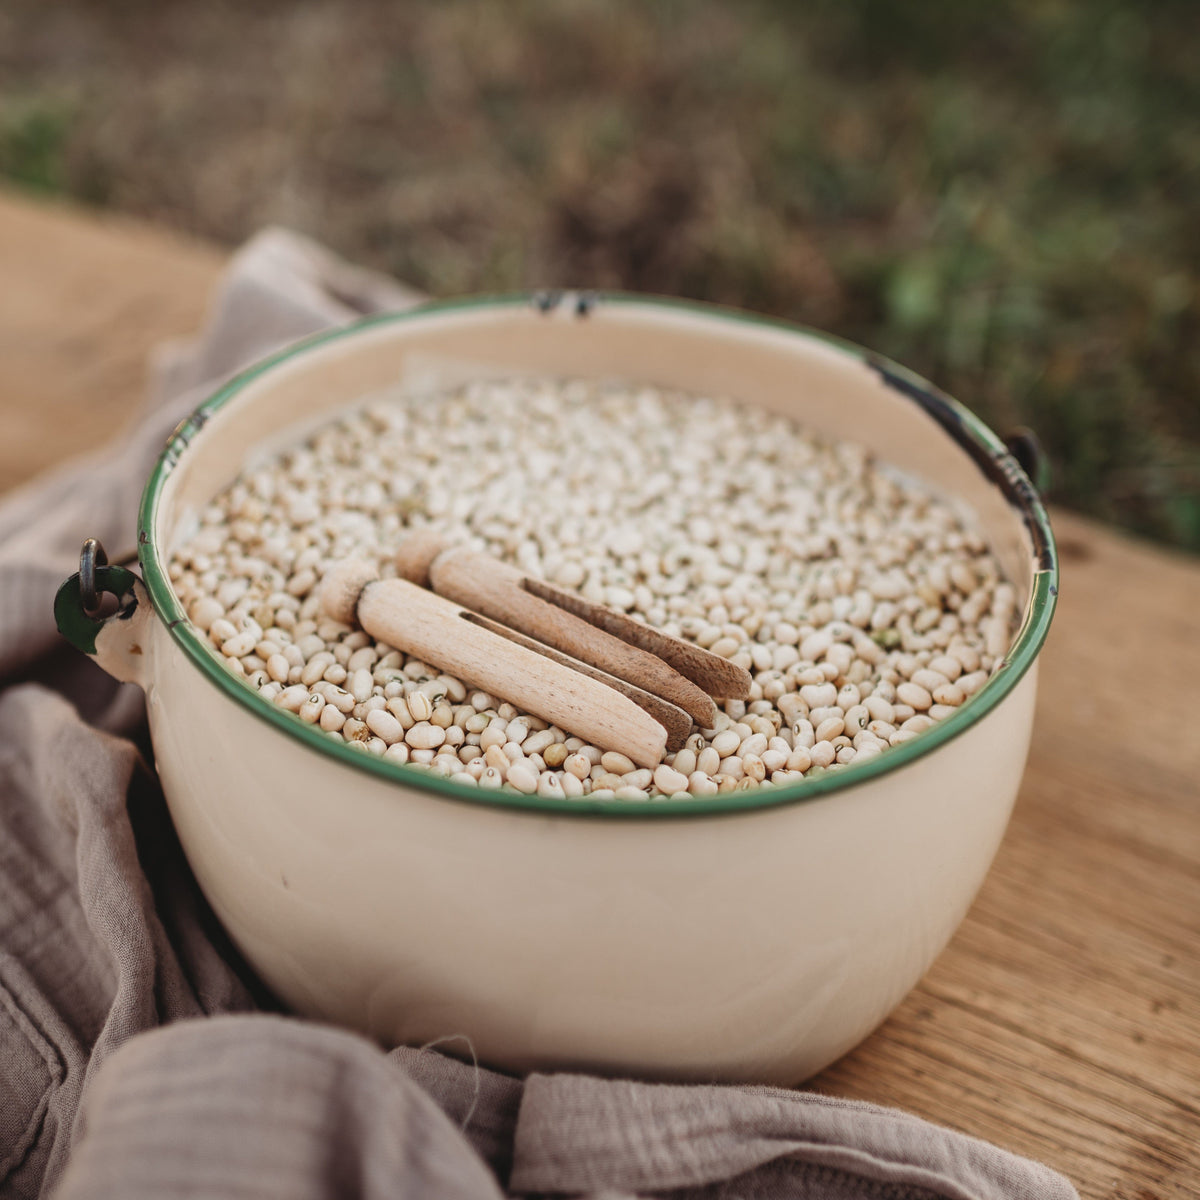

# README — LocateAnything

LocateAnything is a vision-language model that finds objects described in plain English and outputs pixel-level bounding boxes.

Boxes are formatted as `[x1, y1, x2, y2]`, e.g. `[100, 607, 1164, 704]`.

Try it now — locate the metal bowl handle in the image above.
[54, 538, 150, 687]
[1003, 427, 1050, 497]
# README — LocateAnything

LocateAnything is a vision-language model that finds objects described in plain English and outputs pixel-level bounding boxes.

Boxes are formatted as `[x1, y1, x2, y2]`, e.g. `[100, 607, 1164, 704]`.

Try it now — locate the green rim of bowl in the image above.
[137, 291, 1058, 820]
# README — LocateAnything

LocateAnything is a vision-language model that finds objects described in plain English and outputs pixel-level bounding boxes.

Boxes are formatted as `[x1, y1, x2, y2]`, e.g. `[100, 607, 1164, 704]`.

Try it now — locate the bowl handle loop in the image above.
[1003, 427, 1050, 496]
[54, 539, 151, 688]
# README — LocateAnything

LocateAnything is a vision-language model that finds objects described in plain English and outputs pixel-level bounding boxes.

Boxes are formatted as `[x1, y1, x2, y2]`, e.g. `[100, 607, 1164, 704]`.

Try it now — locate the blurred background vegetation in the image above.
[2, 0, 1198, 549]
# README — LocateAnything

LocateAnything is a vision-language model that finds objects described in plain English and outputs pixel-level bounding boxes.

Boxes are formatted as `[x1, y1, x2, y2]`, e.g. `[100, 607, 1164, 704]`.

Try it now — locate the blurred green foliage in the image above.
[1, 0, 1196, 549]
[0, 96, 73, 193]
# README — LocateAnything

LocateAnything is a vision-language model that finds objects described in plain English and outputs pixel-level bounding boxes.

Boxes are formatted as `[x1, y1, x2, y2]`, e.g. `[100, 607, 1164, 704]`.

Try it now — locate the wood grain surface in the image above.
[0, 189, 223, 490]
[428, 544, 721, 727]
[462, 610, 696, 752]
[2, 187, 1196, 1200]
[812, 514, 1200, 1199]
[356, 575, 670, 767]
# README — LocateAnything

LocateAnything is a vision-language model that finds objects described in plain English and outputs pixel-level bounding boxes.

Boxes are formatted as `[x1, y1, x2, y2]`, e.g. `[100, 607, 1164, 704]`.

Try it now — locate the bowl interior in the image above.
[140, 293, 1057, 815]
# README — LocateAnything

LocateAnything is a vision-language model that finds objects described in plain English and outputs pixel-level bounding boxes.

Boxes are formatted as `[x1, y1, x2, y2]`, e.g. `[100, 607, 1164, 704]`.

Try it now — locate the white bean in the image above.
[564, 754, 592, 780]
[653, 765, 689, 793]
[710, 731, 741, 758]
[959, 670, 989, 696]
[221, 630, 258, 659]
[301, 652, 335, 686]
[600, 750, 636, 776]
[406, 722, 446, 750]
[741, 754, 767, 783]
[536, 772, 564, 798]
[928, 654, 962, 681]
[910, 668, 949, 694]
[349, 668, 374, 703]
[522, 729, 556, 757]
[319, 704, 346, 733]
[799, 682, 837, 709]
[810, 741, 836, 768]
[365, 708, 404, 744]
[506, 763, 538, 793]
[671, 748, 697, 776]
[275, 685, 309, 712]
[896, 682, 933, 711]
[738, 733, 768, 759]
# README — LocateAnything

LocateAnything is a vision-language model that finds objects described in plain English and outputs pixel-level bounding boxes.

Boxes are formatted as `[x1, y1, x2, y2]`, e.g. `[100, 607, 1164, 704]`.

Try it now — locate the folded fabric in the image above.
[0, 228, 1079, 1200]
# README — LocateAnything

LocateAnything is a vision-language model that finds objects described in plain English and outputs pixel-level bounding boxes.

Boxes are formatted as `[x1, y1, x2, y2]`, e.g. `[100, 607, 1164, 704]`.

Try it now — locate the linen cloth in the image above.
[0, 228, 1079, 1200]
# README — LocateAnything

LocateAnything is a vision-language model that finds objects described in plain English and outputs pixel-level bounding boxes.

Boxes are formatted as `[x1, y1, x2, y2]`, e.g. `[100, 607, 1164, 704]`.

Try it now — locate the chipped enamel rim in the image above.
[137, 292, 1058, 819]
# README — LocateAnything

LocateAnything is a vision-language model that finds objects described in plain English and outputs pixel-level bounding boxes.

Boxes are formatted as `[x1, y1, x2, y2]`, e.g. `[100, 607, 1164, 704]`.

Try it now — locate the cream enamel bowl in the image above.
[56, 293, 1057, 1085]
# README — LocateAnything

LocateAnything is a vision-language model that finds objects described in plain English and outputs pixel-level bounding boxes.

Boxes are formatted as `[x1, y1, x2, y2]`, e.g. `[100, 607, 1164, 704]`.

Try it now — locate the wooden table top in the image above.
[2, 188, 1196, 1200]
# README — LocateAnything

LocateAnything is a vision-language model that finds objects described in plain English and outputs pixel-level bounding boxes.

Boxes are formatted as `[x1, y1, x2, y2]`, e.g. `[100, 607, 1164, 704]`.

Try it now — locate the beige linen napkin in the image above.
[0, 230, 1079, 1200]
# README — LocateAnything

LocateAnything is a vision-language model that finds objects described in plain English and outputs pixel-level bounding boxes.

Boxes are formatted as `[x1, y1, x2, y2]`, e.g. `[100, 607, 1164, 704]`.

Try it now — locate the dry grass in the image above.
[2, 0, 1197, 548]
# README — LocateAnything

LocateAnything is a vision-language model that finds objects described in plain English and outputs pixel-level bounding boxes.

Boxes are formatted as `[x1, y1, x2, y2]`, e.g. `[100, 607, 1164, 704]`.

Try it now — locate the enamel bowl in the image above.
[57, 293, 1057, 1085]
